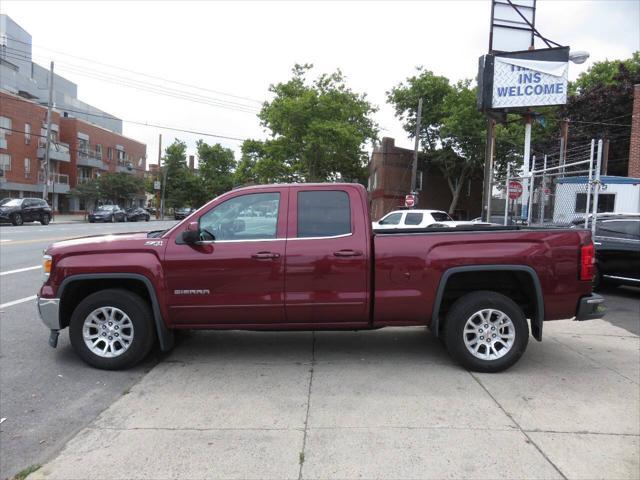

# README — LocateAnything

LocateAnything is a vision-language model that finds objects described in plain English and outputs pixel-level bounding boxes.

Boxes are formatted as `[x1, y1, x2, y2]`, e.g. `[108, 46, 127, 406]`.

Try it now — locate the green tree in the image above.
[563, 52, 639, 176]
[68, 179, 101, 218]
[97, 172, 144, 206]
[234, 139, 292, 185]
[196, 140, 235, 197]
[252, 64, 378, 183]
[162, 140, 193, 209]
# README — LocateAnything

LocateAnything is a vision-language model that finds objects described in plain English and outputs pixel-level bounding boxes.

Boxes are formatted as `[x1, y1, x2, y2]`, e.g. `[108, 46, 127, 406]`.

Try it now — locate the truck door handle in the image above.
[251, 251, 280, 259]
[333, 249, 363, 257]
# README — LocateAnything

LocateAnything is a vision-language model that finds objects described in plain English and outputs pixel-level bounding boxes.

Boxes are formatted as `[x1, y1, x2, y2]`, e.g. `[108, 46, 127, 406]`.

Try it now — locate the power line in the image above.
[3, 35, 264, 104]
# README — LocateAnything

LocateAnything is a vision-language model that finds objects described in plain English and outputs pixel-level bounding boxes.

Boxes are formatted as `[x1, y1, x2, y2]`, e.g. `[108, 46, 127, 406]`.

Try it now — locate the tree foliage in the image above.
[238, 64, 378, 184]
[563, 52, 639, 176]
[97, 173, 145, 205]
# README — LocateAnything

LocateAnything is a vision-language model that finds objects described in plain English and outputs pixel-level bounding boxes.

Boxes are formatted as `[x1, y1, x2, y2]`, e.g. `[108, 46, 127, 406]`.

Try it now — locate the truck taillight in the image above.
[580, 243, 595, 281]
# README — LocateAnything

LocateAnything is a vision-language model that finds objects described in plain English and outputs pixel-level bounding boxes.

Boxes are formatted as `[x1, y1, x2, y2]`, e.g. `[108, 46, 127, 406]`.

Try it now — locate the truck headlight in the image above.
[42, 254, 52, 280]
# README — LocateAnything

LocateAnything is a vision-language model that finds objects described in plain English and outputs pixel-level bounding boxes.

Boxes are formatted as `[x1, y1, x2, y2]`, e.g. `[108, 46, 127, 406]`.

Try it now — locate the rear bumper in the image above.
[37, 296, 61, 330]
[576, 293, 606, 321]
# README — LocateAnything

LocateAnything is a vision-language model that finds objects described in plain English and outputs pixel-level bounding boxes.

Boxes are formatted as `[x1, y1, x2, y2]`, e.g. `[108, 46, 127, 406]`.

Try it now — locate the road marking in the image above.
[0, 236, 78, 246]
[0, 295, 37, 309]
[0, 239, 11, 243]
[0, 265, 41, 276]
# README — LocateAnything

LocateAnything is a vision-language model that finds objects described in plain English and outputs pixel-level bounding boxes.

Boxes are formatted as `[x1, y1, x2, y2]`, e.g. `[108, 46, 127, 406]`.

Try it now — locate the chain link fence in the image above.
[492, 140, 603, 229]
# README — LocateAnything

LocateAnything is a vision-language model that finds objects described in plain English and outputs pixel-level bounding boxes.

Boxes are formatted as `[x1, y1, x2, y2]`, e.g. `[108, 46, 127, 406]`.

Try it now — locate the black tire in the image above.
[40, 213, 50, 225]
[444, 291, 529, 373]
[145, 215, 149, 222]
[11, 213, 23, 226]
[89, 219, 95, 223]
[69, 289, 156, 370]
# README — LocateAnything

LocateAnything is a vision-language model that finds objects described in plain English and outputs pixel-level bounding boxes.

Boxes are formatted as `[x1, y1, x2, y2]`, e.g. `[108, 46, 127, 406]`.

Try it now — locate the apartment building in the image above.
[0, 91, 146, 212]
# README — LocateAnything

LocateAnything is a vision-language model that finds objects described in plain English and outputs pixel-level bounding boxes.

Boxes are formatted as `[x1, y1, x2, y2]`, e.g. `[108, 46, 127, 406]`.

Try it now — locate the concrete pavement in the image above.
[29, 315, 639, 480]
[0, 221, 178, 478]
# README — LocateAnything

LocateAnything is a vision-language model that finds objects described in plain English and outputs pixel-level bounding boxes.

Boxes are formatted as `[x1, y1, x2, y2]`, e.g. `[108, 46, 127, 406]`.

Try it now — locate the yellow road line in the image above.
[0, 236, 79, 246]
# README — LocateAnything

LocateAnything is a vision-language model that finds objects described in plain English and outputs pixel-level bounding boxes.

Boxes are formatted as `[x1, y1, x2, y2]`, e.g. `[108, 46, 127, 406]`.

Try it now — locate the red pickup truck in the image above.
[37, 183, 604, 372]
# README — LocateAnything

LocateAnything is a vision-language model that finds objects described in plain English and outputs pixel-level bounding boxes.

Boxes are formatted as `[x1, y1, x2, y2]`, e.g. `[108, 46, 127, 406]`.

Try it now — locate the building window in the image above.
[575, 193, 616, 213]
[117, 149, 125, 162]
[107, 147, 113, 161]
[78, 137, 89, 154]
[0, 116, 11, 148]
[25, 123, 31, 145]
[24, 158, 31, 178]
[95, 144, 102, 158]
[0, 153, 11, 172]
[416, 171, 423, 191]
[372, 170, 379, 190]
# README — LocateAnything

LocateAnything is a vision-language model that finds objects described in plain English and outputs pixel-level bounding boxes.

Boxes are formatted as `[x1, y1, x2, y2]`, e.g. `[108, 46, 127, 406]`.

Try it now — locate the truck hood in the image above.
[46, 232, 160, 255]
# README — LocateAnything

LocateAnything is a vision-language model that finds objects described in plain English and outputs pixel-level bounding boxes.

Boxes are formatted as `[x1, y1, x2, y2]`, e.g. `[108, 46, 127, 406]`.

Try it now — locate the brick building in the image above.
[368, 137, 483, 221]
[0, 91, 146, 212]
[628, 84, 640, 179]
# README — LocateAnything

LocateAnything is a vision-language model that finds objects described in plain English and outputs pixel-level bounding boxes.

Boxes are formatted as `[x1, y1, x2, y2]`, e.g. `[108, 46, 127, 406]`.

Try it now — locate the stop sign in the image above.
[405, 194, 416, 208]
[508, 181, 523, 200]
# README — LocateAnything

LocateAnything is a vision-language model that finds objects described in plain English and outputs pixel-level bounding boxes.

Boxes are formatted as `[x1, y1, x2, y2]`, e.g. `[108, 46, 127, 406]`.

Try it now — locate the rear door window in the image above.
[431, 212, 453, 222]
[404, 212, 423, 225]
[297, 190, 351, 238]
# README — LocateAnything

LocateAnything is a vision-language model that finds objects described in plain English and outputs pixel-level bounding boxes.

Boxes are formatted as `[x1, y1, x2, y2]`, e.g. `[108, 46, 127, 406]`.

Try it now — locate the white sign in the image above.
[492, 57, 568, 109]
[153, 181, 161, 190]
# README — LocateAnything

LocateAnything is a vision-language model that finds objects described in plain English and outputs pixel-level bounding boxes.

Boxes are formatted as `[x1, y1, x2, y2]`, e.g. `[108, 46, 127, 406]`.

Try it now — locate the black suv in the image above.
[583, 214, 640, 289]
[0, 198, 53, 226]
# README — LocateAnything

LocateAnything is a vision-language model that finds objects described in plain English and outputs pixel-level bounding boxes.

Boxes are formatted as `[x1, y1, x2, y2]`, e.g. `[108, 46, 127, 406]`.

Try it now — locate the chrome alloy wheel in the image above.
[463, 309, 515, 361]
[82, 307, 134, 358]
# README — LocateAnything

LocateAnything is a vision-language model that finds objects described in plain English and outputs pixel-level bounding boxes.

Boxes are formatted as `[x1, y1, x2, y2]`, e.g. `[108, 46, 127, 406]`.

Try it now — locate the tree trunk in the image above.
[445, 167, 470, 216]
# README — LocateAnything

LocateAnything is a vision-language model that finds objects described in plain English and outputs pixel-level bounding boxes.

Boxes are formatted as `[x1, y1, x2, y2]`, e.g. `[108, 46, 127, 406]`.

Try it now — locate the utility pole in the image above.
[156, 133, 162, 219]
[559, 118, 569, 176]
[521, 114, 532, 220]
[410, 97, 423, 203]
[42, 61, 54, 202]
[482, 117, 496, 221]
[601, 137, 610, 175]
[160, 135, 168, 221]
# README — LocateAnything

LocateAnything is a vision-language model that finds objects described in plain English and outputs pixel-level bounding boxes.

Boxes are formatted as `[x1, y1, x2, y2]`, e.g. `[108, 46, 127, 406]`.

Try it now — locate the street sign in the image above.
[509, 181, 523, 200]
[154, 181, 161, 190]
[405, 194, 416, 208]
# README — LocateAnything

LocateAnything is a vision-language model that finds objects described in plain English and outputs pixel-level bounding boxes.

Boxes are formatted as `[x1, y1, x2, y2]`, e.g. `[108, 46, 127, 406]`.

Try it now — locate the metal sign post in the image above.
[504, 164, 511, 225]
[591, 140, 603, 237]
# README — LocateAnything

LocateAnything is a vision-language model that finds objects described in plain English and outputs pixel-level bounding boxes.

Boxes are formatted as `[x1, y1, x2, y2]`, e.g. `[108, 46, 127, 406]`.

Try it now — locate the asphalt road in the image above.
[0, 220, 638, 478]
[0, 219, 177, 479]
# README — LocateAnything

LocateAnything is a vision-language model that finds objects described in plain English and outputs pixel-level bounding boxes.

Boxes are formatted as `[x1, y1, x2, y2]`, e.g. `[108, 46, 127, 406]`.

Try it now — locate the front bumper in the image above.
[576, 293, 606, 321]
[37, 296, 61, 330]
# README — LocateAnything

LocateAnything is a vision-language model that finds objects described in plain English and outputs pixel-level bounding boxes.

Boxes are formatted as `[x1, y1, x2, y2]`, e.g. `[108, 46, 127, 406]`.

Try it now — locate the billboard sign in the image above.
[478, 46, 570, 112]
[492, 57, 567, 108]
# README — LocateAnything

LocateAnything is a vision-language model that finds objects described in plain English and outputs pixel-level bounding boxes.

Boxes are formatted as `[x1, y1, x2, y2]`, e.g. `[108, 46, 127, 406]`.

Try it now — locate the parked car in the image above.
[373, 209, 482, 230]
[125, 207, 150, 222]
[577, 214, 640, 289]
[37, 183, 603, 372]
[174, 207, 195, 220]
[0, 197, 52, 225]
[0, 198, 11, 206]
[88, 205, 126, 223]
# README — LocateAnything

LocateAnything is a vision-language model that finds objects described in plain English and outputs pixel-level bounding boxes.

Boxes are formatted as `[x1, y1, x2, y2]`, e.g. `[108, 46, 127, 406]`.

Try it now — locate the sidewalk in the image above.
[30, 319, 639, 480]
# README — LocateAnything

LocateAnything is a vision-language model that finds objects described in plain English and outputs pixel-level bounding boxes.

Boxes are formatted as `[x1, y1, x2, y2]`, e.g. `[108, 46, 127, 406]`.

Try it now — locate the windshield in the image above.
[3, 199, 23, 207]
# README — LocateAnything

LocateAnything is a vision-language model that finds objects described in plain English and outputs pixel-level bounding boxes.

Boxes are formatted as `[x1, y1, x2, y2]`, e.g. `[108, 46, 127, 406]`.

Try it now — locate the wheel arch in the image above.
[431, 265, 544, 341]
[58, 273, 174, 351]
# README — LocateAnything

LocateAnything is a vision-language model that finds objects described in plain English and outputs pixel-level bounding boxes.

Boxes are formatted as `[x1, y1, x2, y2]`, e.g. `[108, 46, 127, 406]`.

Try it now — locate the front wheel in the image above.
[69, 289, 155, 370]
[444, 291, 529, 373]
[11, 213, 23, 226]
[40, 213, 51, 225]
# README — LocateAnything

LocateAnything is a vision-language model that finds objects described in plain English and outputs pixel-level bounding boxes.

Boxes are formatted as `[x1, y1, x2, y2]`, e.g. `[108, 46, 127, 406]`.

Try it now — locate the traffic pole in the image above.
[42, 61, 54, 202]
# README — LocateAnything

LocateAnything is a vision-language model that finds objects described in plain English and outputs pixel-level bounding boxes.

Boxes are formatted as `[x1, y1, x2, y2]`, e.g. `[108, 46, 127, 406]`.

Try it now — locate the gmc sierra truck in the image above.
[37, 183, 605, 372]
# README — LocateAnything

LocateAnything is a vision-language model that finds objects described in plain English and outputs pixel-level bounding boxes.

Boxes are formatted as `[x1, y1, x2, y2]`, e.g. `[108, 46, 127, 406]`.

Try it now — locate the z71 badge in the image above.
[144, 240, 164, 247]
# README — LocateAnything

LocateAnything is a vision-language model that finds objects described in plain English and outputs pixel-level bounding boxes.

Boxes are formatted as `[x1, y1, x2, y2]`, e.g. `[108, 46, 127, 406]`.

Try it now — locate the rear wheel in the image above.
[444, 291, 529, 373]
[40, 213, 50, 225]
[11, 213, 23, 226]
[69, 289, 155, 370]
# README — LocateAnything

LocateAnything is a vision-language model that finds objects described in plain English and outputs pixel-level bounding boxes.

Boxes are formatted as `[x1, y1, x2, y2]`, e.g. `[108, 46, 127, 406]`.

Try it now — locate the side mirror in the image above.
[182, 222, 200, 244]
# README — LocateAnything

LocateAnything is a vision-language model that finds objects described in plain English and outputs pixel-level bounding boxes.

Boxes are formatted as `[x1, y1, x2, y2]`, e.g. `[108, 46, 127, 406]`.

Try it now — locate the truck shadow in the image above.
[164, 327, 453, 366]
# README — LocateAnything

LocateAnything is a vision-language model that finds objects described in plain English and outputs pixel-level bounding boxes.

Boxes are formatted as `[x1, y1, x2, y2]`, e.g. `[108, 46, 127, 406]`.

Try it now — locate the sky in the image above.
[1, 0, 638, 167]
